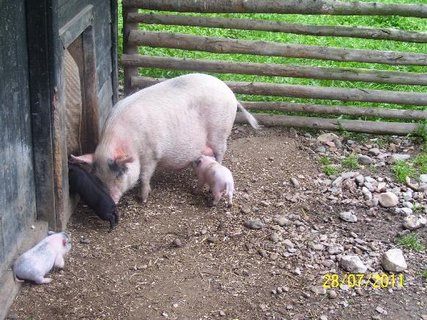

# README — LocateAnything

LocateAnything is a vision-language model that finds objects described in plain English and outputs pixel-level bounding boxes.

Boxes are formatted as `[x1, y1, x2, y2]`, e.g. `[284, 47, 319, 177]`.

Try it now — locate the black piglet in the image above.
[68, 163, 119, 231]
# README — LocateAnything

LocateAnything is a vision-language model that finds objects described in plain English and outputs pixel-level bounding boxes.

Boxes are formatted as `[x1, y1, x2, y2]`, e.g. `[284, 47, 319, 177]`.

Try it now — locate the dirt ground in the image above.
[8, 125, 427, 320]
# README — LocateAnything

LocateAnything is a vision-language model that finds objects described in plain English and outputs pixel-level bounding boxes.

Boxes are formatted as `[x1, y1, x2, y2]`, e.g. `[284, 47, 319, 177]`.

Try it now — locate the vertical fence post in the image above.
[123, 6, 138, 95]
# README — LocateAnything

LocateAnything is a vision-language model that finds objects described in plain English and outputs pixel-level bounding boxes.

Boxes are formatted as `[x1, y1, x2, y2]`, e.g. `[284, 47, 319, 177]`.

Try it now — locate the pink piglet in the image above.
[193, 155, 234, 207]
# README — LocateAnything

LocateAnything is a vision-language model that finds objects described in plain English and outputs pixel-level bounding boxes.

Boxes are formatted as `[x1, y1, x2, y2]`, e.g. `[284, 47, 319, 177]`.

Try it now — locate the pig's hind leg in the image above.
[35, 275, 53, 284]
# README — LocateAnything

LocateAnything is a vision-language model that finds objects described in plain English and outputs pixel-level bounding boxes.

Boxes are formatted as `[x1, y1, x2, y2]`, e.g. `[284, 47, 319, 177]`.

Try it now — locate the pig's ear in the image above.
[71, 154, 95, 164]
[195, 156, 203, 167]
[108, 155, 133, 177]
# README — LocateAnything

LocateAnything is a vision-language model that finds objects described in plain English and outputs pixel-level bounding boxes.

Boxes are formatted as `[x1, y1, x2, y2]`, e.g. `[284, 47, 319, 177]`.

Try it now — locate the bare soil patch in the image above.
[8, 126, 427, 320]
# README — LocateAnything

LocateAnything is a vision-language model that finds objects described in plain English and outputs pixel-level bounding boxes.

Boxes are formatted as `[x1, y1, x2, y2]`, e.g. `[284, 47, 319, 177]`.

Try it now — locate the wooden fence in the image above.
[121, 0, 427, 135]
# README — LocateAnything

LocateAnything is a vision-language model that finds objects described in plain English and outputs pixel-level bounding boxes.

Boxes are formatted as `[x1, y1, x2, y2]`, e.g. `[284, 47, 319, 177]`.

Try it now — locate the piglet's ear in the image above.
[71, 154, 95, 164]
[62, 239, 67, 247]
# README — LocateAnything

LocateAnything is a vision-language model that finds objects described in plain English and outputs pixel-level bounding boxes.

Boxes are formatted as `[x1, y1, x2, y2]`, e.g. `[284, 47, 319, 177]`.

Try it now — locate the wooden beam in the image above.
[129, 13, 427, 43]
[123, 0, 427, 18]
[241, 101, 427, 120]
[121, 54, 427, 86]
[131, 76, 427, 106]
[235, 113, 421, 135]
[128, 30, 427, 66]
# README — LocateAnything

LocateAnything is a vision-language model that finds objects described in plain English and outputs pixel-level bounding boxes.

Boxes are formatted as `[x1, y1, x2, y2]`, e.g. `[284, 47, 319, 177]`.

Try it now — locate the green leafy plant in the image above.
[342, 154, 359, 170]
[412, 203, 425, 214]
[392, 160, 416, 183]
[414, 153, 427, 174]
[319, 156, 332, 166]
[324, 165, 338, 176]
[421, 268, 427, 280]
[397, 233, 425, 252]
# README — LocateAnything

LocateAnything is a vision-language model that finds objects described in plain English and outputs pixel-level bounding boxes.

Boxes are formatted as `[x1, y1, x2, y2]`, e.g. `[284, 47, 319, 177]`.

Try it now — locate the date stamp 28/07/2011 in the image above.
[322, 273, 404, 289]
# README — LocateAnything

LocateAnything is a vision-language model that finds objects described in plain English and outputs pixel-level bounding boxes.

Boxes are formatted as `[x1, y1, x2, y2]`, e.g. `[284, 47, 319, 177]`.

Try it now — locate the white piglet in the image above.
[193, 155, 234, 207]
[13, 232, 72, 284]
[72, 73, 258, 204]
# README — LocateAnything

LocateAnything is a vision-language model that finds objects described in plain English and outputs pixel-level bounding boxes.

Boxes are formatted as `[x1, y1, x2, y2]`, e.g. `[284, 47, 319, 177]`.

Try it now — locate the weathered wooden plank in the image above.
[25, 0, 56, 226]
[97, 79, 113, 129]
[131, 76, 427, 106]
[129, 31, 427, 66]
[129, 13, 427, 43]
[121, 54, 427, 86]
[235, 113, 421, 135]
[241, 101, 427, 120]
[59, 5, 94, 48]
[110, 0, 119, 104]
[123, 0, 427, 18]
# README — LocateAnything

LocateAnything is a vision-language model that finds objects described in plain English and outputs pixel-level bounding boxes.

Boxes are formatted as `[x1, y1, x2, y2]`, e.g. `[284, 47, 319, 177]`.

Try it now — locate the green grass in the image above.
[342, 154, 359, 170]
[324, 165, 338, 176]
[319, 156, 332, 166]
[397, 233, 426, 252]
[392, 160, 416, 183]
[421, 268, 427, 280]
[414, 153, 427, 174]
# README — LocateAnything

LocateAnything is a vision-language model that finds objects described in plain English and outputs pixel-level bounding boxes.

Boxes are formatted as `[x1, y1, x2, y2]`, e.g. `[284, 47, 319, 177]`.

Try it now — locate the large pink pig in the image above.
[72, 73, 259, 204]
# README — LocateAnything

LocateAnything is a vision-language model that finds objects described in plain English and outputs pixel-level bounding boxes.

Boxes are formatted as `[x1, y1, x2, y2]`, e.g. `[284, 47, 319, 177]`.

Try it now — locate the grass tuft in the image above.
[392, 160, 416, 183]
[397, 233, 425, 252]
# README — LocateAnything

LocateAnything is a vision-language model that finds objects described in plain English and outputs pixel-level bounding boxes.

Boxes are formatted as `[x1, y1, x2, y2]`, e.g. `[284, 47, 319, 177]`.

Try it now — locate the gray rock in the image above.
[340, 255, 367, 273]
[375, 306, 388, 315]
[318, 132, 340, 144]
[310, 243, 325, 251]
[290, 177, 300, 188]
[273, 215, 291, 226]
[402, 215, 427, 230]
[270, 232, 280, 243]
[355, 174, 365, 185]
[341, 171, 359, 180]
[379, 192, 399, 208]
[240, 205, 251, 214]
[368, 148, 381, 156]
[311, 286, 327, 295]
[396, 207, 413, 216]
[283, 239, 295, 249]
[382, 248, 407, 272]
[244, 219, 264, 230]
[328, 290, 338, 299]
[339, 211, 358, 223]
[420, 174, 427, 183]
[358, 155, 373, 165]
[392, 153, 411, 162]
[328, 245, 344, 255]
[362, 187, 373, 201]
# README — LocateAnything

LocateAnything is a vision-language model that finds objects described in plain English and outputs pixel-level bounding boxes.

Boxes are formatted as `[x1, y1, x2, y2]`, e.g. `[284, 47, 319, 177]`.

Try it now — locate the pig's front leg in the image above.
[211, 185, 223, 206]
[140, 161, 157, 203]
[54, 255, 65, 268]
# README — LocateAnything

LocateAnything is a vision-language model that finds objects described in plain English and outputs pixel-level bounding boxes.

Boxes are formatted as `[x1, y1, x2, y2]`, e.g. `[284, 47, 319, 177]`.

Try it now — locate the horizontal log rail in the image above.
[121, 54, 427, 86]
[241, 101, 427, 120]
[131, 76, 427, 106]
[235, 113, 421, 135]
[128, 13, 427, 44]
[123, 0, 427, 18]
[128, 30, 427, 66]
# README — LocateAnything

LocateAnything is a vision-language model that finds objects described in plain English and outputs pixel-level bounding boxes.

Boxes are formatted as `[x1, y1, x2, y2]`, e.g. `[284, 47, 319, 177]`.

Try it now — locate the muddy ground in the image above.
[8, 126, 427, 320]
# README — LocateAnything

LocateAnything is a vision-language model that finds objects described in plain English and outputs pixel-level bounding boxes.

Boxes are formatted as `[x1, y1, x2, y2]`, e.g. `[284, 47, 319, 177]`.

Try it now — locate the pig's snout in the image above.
[111, 188, 122, 204]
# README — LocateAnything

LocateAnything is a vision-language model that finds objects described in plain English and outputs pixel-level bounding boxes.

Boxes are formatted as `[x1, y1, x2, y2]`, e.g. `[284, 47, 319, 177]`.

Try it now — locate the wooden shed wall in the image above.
[58, 0, 118, 128]
[0, 0, 37, 268]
